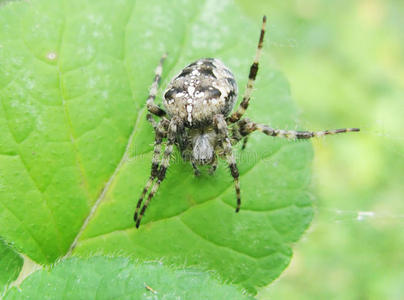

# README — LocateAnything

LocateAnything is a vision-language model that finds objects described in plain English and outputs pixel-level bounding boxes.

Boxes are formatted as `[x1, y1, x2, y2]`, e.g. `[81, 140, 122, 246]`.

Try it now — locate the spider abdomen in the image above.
[163, 58, 238, 128]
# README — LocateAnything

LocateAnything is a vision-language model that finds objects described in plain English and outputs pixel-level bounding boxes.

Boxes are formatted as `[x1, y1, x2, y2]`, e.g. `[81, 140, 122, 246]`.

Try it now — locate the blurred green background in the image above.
[235, 0, 404, 299]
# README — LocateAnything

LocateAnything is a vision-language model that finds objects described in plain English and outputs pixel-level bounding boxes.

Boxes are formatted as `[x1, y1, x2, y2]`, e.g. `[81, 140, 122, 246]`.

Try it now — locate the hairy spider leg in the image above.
[215, 115, 241, 212]
[241, 136, 249, 150]
[231, 118, 360, 143]
[136, 118, 181, 228]
[135, 55, 169, 223]
[146, 54, 167, 117]
[134, 119, 168, 223]
[227, 15, 267, 124]
[146, 113, 158, 129]
[191, 161, 201, 177]
[208, 156, 218, 175]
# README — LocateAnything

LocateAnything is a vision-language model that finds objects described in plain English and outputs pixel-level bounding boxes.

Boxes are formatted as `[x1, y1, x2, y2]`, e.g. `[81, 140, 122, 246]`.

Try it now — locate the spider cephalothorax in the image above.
[133, 16, 359, 228]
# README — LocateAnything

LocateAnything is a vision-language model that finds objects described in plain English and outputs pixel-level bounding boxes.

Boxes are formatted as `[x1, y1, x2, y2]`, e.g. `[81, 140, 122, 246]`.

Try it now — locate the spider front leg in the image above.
[214, 114, 241, 212]
[146, 54, 167, 117]
[227, 16, 267, 123]
[135, 117, 182, 228]
[134, 118, 169, 223]
[231, 118, 359, 143]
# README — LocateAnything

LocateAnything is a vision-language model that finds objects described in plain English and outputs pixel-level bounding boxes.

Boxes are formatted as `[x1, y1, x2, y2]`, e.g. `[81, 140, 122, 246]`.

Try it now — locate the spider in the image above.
[133, 16, 359, 228]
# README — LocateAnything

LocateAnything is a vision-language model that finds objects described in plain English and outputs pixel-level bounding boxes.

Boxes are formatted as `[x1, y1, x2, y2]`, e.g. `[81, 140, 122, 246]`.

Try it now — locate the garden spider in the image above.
[133, 16, 359, 228]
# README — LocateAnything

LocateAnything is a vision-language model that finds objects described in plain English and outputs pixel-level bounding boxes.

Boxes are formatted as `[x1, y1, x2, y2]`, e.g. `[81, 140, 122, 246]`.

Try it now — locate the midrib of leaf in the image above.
[65, 0, 207, 257]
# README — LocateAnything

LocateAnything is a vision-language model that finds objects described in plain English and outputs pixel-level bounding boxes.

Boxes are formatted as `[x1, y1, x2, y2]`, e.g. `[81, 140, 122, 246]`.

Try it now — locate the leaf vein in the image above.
[0, 200, 48, 262]
[0, 96, 65, 256]
[56, 0, 92, 205]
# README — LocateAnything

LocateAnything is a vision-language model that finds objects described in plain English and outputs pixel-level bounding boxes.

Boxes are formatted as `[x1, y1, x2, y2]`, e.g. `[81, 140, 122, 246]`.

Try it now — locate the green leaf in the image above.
[0, 0, 313, 293]
[0, 239, 23, 293]
[4, 257, 252, 299]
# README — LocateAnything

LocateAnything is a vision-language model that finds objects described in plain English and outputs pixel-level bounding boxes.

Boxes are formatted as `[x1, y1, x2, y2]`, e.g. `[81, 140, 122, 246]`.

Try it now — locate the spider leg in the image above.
[231, 118, 360, 143]
[227, 16, 267, 123]
[134, 118, 168, 223]
[146, 54, 167, 117]
[208, 155, 218, 175]
[241, 136, 249, 150]
[191, 161, 201, 176]
[136, 117, 181, 228]
[146, 113, 158, 130]
[214, 114, 241, 212]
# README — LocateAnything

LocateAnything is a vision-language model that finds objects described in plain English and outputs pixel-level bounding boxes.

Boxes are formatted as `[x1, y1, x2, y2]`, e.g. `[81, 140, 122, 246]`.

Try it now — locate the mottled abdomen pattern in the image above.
[163, 58, 238, 127]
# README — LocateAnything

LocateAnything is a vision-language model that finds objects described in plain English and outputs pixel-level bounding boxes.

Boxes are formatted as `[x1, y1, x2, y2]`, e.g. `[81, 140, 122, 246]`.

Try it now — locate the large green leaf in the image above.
[0, 0, 313, 293]
[4, 257, 252, 299]
[0, 239, 23, 293]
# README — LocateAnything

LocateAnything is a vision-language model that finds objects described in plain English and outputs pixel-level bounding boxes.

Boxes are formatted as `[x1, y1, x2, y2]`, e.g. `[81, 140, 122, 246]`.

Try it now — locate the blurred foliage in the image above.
[235, 0, 404, 299]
